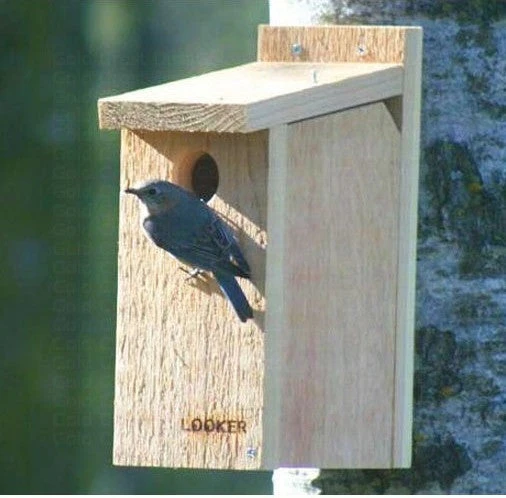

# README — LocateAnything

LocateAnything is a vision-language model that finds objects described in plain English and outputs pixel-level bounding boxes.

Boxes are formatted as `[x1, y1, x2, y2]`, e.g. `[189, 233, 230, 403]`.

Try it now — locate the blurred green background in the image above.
[1, 0, 272, 493]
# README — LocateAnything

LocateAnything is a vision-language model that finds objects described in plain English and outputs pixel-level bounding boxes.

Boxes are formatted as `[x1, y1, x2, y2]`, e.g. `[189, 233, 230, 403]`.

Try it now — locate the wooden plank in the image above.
[258, 24, 415, 63]
[98, 62, 402, 133]
[392, 27, 423, 468]
[114, 129, 267, 469]
[263, 124, 289, 465]
[263, 102, 401, 468]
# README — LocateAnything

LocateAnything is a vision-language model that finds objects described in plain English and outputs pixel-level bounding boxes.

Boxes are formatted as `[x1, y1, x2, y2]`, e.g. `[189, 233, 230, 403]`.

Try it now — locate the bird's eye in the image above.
[147, 188, 157, 196]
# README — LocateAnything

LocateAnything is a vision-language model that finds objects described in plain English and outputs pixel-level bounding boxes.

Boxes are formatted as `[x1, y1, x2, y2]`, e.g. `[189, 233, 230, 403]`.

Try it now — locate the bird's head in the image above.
[125, 180, 180, 215]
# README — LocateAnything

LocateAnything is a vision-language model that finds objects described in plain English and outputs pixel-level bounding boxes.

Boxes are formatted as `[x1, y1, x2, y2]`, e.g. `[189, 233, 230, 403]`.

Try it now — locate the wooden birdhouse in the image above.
[98, 25, 422, 470]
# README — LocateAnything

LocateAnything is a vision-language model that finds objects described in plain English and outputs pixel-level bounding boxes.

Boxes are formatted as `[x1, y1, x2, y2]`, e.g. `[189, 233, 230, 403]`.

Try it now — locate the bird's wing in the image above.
[144, 198, 251, 278]
[176, 214, 250, 278]
[216, 221, 251, 277]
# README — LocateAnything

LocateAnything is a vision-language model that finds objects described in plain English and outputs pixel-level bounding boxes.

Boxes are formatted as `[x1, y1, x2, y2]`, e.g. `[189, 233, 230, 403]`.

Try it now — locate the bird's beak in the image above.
[124, 187, 139, 196]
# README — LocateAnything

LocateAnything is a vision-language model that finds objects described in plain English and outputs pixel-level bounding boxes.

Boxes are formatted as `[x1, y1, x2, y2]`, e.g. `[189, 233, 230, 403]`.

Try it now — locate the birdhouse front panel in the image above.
[115, 129, 268, 469]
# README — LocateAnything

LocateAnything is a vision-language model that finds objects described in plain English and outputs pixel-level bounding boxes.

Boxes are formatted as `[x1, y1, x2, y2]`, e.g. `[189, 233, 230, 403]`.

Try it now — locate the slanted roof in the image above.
[98, 61, 402, 133]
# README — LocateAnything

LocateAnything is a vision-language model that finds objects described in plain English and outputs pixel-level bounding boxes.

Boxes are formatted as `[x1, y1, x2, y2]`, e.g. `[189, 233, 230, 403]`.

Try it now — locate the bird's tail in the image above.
[214, 271, 253, 322]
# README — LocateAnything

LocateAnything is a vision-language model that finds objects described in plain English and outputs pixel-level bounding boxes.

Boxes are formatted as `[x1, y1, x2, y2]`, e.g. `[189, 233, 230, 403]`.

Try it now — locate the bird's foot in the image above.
[179, 266, 205, 281]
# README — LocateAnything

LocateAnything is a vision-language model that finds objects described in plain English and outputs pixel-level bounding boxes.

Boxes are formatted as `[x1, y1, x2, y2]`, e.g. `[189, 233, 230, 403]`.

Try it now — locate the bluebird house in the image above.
[98, 25, 422, 469]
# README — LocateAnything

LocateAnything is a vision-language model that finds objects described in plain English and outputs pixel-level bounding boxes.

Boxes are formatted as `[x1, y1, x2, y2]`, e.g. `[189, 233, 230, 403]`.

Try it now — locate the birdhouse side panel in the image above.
[264, 102, 402, 468]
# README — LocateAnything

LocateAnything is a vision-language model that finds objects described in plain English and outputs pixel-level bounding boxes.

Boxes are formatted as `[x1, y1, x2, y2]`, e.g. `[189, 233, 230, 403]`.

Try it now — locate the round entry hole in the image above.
[191, 153, 219, 202]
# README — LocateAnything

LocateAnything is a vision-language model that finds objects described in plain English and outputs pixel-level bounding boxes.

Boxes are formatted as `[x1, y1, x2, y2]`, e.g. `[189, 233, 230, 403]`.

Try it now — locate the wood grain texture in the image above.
[98, 62, 402, 133]
[258, 24, 416, 63]
[392, 27, 423, 468]
[263, 125, 289, 464]
[264, 102, 401, 469]
[114, 129, 267, 469]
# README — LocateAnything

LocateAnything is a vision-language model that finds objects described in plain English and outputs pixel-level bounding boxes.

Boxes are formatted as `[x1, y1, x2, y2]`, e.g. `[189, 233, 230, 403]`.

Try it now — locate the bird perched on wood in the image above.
[125, 180, 253, 322]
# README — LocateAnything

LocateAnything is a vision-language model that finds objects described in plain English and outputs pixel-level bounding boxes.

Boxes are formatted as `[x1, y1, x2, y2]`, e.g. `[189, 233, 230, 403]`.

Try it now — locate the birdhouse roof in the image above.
[98, 61, 402, 133]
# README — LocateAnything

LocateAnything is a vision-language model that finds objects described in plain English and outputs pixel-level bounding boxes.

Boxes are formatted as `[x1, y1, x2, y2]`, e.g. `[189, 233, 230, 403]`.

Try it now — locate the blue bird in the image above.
[125, 180, 253, 322]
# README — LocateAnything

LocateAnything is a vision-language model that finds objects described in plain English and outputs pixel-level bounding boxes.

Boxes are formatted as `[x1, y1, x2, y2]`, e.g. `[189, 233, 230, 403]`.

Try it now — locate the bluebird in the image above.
[125, 180, 253, 322]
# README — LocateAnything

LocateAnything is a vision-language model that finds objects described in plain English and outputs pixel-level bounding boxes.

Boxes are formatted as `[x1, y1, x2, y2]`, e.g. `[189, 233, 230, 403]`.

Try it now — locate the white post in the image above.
[270, 0, 334, 26]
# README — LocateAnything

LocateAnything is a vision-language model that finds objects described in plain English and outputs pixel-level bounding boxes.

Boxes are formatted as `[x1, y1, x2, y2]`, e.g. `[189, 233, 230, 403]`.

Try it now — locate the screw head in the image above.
[291, 43, 303, 56]
[357, 44, 367, 56]
[246, 447, 258, 459]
